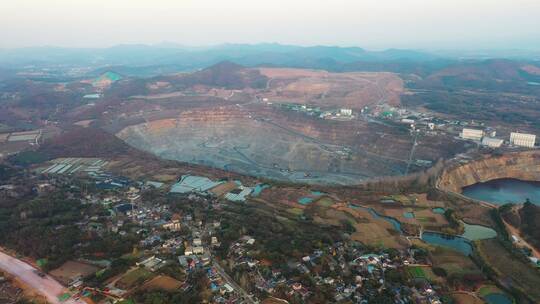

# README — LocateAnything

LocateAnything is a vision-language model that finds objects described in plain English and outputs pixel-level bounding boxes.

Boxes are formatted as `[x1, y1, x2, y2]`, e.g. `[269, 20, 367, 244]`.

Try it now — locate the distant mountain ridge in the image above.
[412, 59, 540, 92]
[0, 43, 439, 70]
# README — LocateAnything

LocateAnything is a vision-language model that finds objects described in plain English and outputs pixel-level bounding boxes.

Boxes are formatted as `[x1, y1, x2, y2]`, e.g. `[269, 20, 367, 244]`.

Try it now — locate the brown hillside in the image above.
[157, 61, 269, 90]
[39, 127, 143, 159]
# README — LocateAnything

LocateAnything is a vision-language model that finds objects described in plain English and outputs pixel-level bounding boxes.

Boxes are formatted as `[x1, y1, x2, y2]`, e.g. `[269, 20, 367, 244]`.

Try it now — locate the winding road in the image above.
[0, 250, 84, 304]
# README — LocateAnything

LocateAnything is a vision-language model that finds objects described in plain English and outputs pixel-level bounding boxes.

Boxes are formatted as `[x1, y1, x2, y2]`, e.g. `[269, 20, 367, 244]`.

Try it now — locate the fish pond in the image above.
[297, 191, 325, 205]
[461, 222, 497, 241]
[421, 222, 496, 255]
[484, 293, 513, 304]
[251, 184, 270, 197]
[348, 204, 403, 233]
[403, 212, 415, 219]
[421, 232, 473, 256]
[432, 207, 445, 214]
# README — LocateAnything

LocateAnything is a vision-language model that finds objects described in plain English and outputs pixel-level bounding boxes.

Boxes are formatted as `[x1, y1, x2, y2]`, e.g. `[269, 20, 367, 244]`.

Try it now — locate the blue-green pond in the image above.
[462, 178, 540, 205]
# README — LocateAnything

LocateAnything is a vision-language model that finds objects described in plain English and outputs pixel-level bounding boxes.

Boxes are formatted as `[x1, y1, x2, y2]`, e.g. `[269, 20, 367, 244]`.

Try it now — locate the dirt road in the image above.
[503, 218, 540, 260]
[0, 250, 84, 304]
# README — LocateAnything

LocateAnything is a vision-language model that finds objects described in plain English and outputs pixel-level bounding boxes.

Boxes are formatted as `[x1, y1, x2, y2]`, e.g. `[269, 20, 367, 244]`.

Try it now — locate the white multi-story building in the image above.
[460, 128, 484, 141]
[340, 108, 353, 116]
[510, 132, 536, 148]
[481, 137, 504, 148]
[193, 246, 204, 255]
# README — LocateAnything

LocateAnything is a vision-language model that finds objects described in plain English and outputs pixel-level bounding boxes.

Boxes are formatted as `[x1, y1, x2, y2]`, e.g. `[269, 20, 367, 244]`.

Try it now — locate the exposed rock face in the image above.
[438, 151, 540, 193]
[117, 106, 377, 185]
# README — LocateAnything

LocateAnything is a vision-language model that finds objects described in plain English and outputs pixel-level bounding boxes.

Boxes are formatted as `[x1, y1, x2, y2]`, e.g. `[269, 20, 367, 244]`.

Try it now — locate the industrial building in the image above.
[41, 158, 108, 175]
[481, 137, 504, 148]
[224, 186, 253, 202]
[169, 175, 256, 202]
[7, 130, 41, 143]
[510, 132, 536, 148]
[169, 175, 224, 195]
[460, 128, 484, 141]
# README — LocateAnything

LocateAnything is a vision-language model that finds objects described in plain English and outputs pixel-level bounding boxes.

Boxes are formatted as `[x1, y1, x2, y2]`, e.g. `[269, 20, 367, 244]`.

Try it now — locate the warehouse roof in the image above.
[170, 175, 224, 194]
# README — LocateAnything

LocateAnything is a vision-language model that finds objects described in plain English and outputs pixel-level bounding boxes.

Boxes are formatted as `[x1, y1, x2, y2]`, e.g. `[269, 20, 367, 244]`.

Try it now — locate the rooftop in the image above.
[170, 175, 224, 194]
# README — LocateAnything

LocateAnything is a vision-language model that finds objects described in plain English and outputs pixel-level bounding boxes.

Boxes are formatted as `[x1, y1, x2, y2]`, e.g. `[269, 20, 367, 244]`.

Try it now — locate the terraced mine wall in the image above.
[116, 104, 467, 185]
[438, 150, 540, 193]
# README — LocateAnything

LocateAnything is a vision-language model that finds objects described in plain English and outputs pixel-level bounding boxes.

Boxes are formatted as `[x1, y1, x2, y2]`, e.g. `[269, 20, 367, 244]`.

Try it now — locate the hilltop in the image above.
[173, 61, 268, 89]
[38, 127, 143, 159]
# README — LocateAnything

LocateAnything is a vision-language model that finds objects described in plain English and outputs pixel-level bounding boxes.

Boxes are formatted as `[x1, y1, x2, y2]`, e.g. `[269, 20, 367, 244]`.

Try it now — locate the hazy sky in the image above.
[1, 0, 539, 50]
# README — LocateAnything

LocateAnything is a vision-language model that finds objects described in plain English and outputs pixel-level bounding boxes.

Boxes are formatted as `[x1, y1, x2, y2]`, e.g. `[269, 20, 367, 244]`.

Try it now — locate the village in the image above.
[0, 155, 454, 304]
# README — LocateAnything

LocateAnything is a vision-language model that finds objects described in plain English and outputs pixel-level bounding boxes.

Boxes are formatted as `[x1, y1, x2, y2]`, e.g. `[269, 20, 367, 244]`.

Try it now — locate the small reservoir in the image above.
[462, 178, 540, 205]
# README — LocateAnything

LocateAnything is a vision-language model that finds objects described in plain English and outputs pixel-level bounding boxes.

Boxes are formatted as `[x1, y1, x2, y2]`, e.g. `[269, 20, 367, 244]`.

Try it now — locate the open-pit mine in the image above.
[117, 104, 466, 185]
[111, 66, 468, 185]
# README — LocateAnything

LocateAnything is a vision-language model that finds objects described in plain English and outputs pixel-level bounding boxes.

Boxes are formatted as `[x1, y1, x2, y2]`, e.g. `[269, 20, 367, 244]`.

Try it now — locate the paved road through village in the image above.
[212, 260, 257, 304]
[0, 250, 84, 304]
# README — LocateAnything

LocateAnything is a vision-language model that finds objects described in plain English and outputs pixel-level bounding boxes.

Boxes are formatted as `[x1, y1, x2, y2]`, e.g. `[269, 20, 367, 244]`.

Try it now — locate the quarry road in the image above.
[0, 250, 84, 304]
